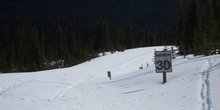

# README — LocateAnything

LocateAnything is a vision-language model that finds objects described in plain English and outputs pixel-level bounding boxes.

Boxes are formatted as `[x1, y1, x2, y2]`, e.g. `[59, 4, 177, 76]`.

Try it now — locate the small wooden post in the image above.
[107, 71, 111, 80]
[163, 72, 167, 84]
[139, 64, 143, 69]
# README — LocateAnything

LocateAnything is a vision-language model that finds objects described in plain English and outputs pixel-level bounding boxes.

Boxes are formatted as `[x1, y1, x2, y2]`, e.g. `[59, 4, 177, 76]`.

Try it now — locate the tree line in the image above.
[1, 0, 220, 73]
[0, 16, 169, 73]
[172, 0, 220, 56]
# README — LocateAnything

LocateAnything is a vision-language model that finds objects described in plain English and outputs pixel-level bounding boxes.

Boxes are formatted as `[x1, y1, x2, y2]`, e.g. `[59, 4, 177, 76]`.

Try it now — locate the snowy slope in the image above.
[0, 46, 220, 110]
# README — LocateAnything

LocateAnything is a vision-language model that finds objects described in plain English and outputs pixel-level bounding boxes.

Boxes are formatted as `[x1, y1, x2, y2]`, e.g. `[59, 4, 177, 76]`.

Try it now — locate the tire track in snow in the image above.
[0, 72, 71, 97]
[52, 85, 73, 100]
[0, 77, 37, 96]
[51, 80, 83, 101]
[201, 58, 215, 110]
[0, 72, 58, 96]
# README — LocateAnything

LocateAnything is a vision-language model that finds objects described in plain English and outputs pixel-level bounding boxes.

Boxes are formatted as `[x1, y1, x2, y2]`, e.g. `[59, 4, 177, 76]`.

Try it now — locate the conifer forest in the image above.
[0, 0, 220, 72]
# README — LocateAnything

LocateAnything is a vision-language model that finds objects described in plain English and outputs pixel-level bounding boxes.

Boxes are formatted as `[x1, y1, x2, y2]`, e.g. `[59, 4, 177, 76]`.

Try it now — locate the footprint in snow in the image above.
[181, 96, 186, 98]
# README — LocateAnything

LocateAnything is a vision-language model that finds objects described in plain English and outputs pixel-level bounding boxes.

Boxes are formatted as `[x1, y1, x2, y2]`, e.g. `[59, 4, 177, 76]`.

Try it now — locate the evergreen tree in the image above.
[192, 27, 202, 55]
[184, 0, 201, 54]
[213, 0, 219, 20]
[158, 25, 166, 45]
[147, 30, 157, 46]
[68, 24, 77, 54]
[8, 43, 16, 71]
[30, 22, 41, 70]
[136, 29, 147, 47]
[201, 0, 218, 55]
[103, 18, 112, 51]
[16, 19, 27, 71]
[0, 49, 8, 73]
[201, 36, 210, 56]
[67, 24, 77, 65]
[55, 25, 68, 61]
[119, 19, 135, 48]
[111, 27, 123, 51]
[214, 0, 220, 49]
[31, 60, 38, 71]
[218, 0, 220, 28]
[94, 17, 104, 51]
[174, 0, 186, 55]
[2, 26, 15, 71]
[38, 31, 48, 70]
[94, 17, 111, 52]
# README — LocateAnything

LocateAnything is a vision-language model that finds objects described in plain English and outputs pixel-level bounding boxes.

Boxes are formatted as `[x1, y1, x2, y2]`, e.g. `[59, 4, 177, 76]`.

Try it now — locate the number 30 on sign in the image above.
[155, 51, 172, 73]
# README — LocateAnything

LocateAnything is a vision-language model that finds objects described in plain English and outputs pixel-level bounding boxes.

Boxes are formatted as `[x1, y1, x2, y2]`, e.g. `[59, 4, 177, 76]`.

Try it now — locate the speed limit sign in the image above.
[155, 51, 172, 73]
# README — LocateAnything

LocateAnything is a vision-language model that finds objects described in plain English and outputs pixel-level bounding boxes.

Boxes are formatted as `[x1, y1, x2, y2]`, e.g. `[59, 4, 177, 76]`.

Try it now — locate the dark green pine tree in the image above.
[0, 49, 8, 73]
[94, 17, 103, 52]
[184, 0, 201, 54]
[67, 24, 77, 65]
[192, 26, 202, 55]
[218, 0, 220, 45]
[16, 20, 27, 71]
[213, 0, 220, 24]
[119, 19, 135, 49]
[103, 18, 112, 51]
[32, 60, 38, 72]
[174, 0, 186, 55]
[94, 17, 111, 52]
[38, 31, 48, 70]
[219, 0, 220, 27]
[201, 36, 210, 56]
[112, 27, 124, 51]
[145, 30, 151, 46]
[158, 25, 166, 45]
[9, 43, 16, 72]
[55, 25, 68, 62]
[136, 29, 147, 47]
[201, 0, 218, 55]
[147, 30, 157, 46]
[213, 0, 220, 49]
[75, 27, 85, 60]
[0, 32, 8, 72]
[2, 26, 12, 72]
[32, 27, 44, 70]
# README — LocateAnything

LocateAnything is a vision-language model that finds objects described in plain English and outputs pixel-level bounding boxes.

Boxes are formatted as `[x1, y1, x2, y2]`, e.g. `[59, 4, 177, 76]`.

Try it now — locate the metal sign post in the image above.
[155, 50, 172, 84]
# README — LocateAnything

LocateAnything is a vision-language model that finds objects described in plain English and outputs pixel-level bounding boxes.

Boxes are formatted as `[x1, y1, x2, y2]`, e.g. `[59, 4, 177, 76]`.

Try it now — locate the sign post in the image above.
[155, 50, 172, 84]
[163, 72, 166, 84]
[107, 71, 111, 80]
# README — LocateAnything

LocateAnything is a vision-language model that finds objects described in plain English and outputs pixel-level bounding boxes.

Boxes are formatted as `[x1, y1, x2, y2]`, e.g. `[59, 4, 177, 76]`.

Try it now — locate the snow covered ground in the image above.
[0, 46, 220, 110]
